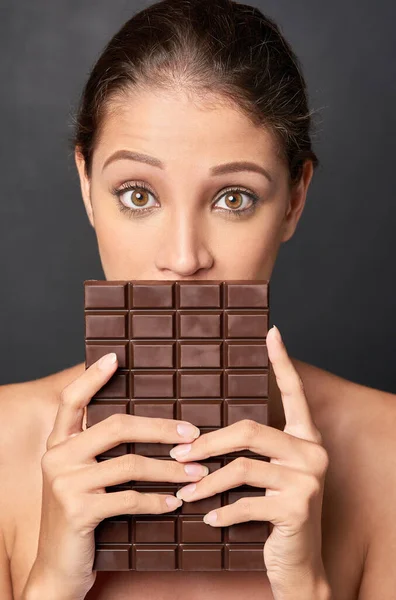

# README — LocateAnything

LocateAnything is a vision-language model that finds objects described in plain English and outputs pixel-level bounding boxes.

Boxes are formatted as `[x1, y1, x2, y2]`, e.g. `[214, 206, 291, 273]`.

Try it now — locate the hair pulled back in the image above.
[70, 0, 320, 187]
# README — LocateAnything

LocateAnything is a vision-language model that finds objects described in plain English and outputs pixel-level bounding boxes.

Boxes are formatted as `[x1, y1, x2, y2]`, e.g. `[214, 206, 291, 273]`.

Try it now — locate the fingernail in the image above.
[98, 353, 117, 370]
[170, 444, 191, 458]
[184, 464, 209, 476]
[165, 496, 183, 509]
[176, 483, 196, 499]
[271, 325, 282, 343]
[203, 511, 218, 525]
[177, 423, 200, 439]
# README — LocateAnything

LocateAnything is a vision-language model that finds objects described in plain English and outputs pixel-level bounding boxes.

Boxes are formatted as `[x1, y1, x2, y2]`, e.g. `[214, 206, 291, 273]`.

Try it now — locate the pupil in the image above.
[134, 191, 146, 206]
[226, 193, 242, 208]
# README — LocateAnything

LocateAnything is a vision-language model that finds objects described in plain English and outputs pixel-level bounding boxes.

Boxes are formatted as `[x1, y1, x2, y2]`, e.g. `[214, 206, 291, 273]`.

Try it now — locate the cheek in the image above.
[95, 218, 157, 279]
[218, 229, 280, 278]
[89, 187, 158, 279]
[216, 210, 281, 256]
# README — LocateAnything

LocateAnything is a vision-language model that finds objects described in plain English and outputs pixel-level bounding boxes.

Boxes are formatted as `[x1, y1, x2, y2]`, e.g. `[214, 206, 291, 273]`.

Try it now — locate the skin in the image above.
[0, 89, 395, 600]
[75, 89, 312, 283]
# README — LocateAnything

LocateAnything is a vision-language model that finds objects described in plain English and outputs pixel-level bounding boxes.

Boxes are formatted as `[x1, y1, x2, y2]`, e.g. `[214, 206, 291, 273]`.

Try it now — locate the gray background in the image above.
[0, 1, 395, 392]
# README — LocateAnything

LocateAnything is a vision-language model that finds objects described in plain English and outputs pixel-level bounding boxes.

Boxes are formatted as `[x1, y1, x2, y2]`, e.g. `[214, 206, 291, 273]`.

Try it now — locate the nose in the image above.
[155, 208, 213, 277]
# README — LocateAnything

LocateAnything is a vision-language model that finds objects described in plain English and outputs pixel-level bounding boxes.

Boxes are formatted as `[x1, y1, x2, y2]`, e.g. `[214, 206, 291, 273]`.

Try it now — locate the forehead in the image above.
[92, 89, 282, 173]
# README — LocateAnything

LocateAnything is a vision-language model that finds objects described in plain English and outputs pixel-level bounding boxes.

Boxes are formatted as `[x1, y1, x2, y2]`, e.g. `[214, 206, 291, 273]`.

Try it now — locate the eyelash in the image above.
[110, 181, 262, 220]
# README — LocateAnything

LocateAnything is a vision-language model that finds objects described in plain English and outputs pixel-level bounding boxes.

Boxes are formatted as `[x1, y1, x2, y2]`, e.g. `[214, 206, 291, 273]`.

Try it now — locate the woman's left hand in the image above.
[170, 325, 331, 599]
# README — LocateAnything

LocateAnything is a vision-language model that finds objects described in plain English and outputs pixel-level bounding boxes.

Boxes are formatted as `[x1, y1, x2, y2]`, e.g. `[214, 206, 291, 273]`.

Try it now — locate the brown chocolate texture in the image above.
[85, 280, 275, 571]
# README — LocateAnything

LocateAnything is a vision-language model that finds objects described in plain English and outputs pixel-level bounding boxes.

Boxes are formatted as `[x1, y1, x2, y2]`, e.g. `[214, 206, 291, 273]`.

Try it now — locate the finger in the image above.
[47, 352, 119, 449]
[169, 419, 302, 462]
[92, 489, 183, 524]
[60, 414, 201, 463]
[202, 494, 284, 527]
[74, 455, 209, 491]
[175, 457, 297, 501]
[266, 326, 319, 442]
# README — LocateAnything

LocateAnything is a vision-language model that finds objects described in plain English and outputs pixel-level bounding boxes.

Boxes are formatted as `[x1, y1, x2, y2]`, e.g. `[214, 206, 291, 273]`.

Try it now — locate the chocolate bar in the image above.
[85, 280, 274, 571]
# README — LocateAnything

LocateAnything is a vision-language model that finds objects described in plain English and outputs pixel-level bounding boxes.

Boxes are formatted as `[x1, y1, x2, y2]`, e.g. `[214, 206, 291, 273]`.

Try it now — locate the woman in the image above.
[1, 1, 394, 599]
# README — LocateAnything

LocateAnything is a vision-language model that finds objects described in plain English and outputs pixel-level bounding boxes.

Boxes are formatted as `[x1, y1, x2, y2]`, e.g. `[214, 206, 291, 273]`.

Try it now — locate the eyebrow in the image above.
[102, 149, 273, 183]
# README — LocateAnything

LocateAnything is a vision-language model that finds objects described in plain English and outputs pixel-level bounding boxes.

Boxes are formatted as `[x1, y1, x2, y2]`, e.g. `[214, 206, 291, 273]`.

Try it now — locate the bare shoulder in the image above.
[0, 378, 57, 464]
[0, 364, 86, 483]
[292, 357, 395, 440]
[0, 363, 86, 459]
[292, 358, 396, 598]
[0, 376, 56, 562]
[0, 365, 85, 557]
[292, 357, 396, 479]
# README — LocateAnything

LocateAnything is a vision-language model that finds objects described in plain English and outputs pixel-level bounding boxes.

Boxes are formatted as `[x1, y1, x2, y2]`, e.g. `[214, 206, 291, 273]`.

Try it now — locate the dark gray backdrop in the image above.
[1, 1, 395, 392]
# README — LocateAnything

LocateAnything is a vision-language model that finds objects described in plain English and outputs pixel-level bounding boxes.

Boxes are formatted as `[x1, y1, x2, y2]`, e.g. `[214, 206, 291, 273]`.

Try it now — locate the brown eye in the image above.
[113, 182, 260, 219]
[224, 192, 243, 210]
[130, 189, 149, 207]
[215, 188, 257, 213]
[115, 184, 158, 211]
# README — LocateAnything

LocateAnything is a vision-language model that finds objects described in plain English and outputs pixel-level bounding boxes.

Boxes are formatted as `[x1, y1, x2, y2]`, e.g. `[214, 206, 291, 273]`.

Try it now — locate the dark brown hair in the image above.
[69, 0, 320, 187]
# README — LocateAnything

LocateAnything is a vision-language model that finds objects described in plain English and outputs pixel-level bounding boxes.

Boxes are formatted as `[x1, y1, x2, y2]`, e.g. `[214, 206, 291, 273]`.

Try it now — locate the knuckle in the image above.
[310, 427, 324, 446]
[314, 445, 330, 472]
[106, 413, 125, 441]
[240, 418, 260, 441]
[119, 453, 139, 476]
[41, 449, 59, 477]
[52, 473, 71, 499]
[304, 440, 327, 470]
[235, 497, 252, 519]
[305, 442, 329, 474]
[303, 473, 322, 498]
[63, 495, 86, 526]
[290, 499, 309, 526]
[45, 432, 55, 452]
[59, 385, 74, 407]
[234, 456, 251, 479]
[123, 490, 140, 512]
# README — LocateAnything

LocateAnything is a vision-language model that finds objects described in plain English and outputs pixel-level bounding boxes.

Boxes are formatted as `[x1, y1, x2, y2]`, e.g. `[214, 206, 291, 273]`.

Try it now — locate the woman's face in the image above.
[75, 89, 313, 281]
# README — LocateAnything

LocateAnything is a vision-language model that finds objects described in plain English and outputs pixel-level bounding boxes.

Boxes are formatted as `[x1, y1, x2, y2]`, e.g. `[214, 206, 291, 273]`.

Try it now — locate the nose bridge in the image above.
[171, 199, 199, 241]
[156, 194, 212, 275]
[165, 200, 201, 255]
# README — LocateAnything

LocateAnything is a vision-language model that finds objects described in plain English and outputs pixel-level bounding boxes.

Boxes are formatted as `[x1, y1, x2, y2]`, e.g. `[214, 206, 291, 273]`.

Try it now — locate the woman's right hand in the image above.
[25, 353, 207, 600]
